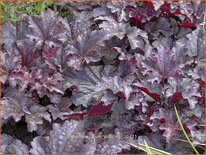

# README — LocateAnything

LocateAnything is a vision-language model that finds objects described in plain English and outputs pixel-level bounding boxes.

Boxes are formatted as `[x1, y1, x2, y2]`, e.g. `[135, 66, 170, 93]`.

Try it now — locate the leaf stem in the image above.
[174, 105, 199, 155]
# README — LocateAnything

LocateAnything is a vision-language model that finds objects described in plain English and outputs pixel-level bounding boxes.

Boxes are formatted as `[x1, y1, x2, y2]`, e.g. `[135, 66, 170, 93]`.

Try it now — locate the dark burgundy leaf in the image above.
[64, 112, 87, 120]
[87, 101, 114, 117]
[171, 92, 183, 103]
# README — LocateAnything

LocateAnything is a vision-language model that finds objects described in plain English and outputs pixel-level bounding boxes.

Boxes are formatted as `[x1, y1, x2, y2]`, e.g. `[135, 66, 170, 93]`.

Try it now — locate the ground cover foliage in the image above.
[1, 0, 205, 154]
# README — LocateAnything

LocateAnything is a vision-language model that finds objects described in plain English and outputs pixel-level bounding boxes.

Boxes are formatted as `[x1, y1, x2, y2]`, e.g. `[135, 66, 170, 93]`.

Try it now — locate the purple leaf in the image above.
[2, 134, 29, 154]
[165, 77, 201, 109]
[96, 138, 130, 154]
[149, 108, 178, 143]
[95, 16, 127, 39]
[141, 45, 183, 83]
[2, 88, 51, 132]
[67, 29, 108, 66]
[26, 9, 67, 48]
[127, 27, 149, 50]
[2, 17, 28, 51]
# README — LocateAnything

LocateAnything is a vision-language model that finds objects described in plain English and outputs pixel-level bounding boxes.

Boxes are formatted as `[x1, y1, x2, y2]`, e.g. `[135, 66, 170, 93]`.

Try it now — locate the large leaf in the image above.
[149, 108, 178, 143]
[1, 50, 21, 84]
[10, 67, 64, 96]
[65, 67, 104, 107]
[65, 66, 135, 107]
[141, 45, 184, 83]
[95, 16, 128, 39]
[2, 17, 28, 51]
[66, 29, 108, 67]
[96, 15, 149, 51]
[26, 9, 67, 48]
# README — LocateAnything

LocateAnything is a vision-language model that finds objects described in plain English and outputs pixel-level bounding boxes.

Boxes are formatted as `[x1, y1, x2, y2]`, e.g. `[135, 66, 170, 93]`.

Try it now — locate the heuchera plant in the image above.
[1, 1, 205, 154]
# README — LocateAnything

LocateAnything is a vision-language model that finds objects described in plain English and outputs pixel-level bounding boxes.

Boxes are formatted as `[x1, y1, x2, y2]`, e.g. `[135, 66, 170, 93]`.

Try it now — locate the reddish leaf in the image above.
[116, 91, 126, 99]
[160, 2, 171, 13]
[64, 112, 87, 120]
[171, 92, 183, 103]
[145, 1, 154, 10]
[125, 5, 135, 11]
[197, 79, 205, 88]
[183, 123, 190, 133]
[87, 101, 114, 117]
[160, 2, 183, 16]
[180, 22, 196, 28]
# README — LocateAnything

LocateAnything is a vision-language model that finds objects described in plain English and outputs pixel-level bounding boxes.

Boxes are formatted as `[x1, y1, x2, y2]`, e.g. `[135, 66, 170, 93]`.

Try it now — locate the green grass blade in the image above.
[173, 138, 205, 150]
[144, 140, 152, 154]
[139, 145, 161, 154]
[139, 144, 172, 155]
[174, 105, 200, 155]
[128, 143, 172, 155]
